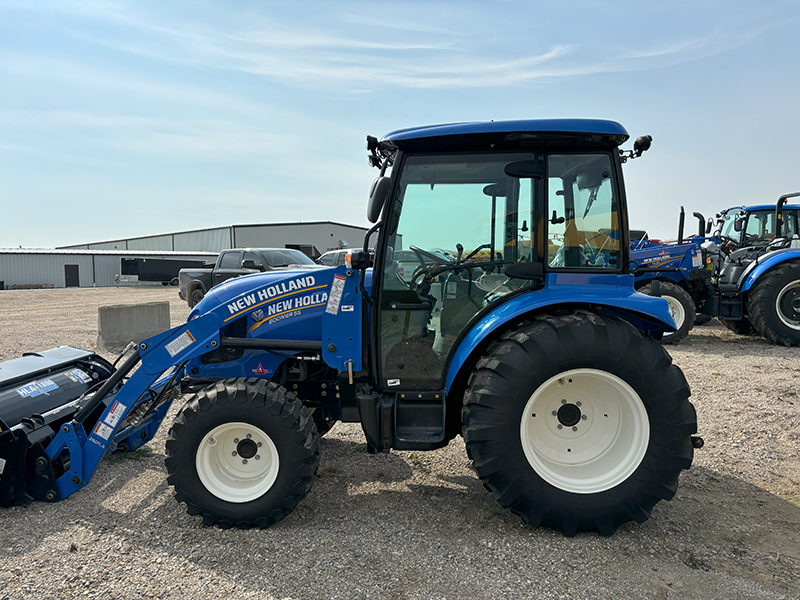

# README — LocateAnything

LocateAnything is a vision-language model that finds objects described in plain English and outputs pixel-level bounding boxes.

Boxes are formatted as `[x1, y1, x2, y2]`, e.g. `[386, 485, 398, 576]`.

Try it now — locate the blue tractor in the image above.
[0, 120, 700, 536]
[703, 194, 800, 342]
[630, 208, 713, 343]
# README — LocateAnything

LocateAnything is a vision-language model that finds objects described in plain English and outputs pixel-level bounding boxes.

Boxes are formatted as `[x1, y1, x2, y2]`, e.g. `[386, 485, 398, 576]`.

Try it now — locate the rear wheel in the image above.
[462, 311, 696, 536]
[189, 288, 206, 308]
[189, 288, 205, 308]
[638, 281, 694, 344]
[748, 262, 800, 346]
[165, 379, 319, 528]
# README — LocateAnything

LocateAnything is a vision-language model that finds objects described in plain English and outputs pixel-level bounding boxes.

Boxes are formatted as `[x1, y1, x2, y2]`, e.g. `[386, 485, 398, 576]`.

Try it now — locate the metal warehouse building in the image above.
[58, 222, 368, 257]
[0, 249, 218, 290]
[0, 222, 368, 290]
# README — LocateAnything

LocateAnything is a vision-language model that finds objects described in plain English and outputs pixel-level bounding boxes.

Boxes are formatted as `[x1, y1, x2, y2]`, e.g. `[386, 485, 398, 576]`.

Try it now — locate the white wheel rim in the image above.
[663, 294, 685, 335]
[196, 422, 280, 503]
[520, 369, 650, 494]
[776, 280, 800, 330]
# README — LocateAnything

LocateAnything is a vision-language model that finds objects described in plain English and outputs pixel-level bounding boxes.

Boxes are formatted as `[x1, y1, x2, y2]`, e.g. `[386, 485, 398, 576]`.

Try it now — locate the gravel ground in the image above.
[0, 287, 798, 600]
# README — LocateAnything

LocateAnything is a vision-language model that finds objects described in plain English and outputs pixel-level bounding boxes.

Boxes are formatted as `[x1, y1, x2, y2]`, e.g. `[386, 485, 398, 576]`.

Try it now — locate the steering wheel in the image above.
[716, 235, 739, 255]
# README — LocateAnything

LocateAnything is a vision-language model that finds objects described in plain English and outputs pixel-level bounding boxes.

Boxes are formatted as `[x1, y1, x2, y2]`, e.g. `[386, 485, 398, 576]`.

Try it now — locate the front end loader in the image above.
[1, 119, 701, 536]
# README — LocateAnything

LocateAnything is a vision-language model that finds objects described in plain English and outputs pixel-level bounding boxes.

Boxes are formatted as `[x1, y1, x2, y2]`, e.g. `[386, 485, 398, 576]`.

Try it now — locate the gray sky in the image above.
[1, 0, 798, 247]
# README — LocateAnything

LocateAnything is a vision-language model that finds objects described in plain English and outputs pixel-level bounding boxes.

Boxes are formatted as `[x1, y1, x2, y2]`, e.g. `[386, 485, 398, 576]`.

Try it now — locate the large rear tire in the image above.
[638, 281, 694, 344]
[747, 262, 800, 346]
[462, 311, 696, 536]
[165, 379, 319, 529]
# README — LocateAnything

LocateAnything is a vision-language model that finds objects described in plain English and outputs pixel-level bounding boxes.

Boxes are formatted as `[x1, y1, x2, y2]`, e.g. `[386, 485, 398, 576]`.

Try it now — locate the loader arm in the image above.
[1, 266, 352, 506]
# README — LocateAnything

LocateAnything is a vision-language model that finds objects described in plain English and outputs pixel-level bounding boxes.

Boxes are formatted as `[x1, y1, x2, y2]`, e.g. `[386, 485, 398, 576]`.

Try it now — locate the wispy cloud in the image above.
[7, 1, 766, 91]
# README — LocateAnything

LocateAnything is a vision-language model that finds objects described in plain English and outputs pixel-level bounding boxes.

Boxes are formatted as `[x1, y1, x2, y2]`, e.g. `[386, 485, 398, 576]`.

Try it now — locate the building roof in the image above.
[0, 248, 218, 256]
[56, 221, 369, 250]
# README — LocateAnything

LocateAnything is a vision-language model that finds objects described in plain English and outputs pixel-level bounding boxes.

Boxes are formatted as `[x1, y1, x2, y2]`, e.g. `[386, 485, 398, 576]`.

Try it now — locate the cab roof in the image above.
[722, 204, 800, 213]
[381, 119, 629, 152]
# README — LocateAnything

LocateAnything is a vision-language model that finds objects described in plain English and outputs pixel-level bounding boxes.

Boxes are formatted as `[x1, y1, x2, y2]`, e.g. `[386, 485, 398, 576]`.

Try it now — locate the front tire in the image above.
[462, 311, 696, 536]
[747, 262, 800, 346]
[165, 379, 319, 528]
[638, 281, 694, 344]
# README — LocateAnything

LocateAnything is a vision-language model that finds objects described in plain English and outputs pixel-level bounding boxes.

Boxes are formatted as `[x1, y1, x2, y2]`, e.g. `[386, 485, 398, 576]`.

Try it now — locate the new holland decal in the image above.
[220, 274, 329, 332]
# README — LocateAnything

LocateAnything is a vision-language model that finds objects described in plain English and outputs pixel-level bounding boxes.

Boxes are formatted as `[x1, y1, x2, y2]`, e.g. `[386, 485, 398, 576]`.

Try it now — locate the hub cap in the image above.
[196, 422, 279, 503]
[520, 369, 650, 494]
[663, 294, 685, 336]
[776, 281, 800, 330]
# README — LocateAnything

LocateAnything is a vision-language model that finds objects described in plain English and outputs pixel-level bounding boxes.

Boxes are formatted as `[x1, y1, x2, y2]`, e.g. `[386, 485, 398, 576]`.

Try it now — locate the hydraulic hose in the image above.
[73, 349, 141, 423]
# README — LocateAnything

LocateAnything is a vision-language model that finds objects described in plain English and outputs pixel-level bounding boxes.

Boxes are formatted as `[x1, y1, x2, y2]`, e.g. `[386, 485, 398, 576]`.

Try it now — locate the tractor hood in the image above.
[189, 266, 329, 319]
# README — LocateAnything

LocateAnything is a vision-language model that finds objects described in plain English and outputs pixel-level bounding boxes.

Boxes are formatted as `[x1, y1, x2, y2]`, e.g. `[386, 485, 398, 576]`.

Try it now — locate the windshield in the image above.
[718, 210, 744, 241]
[261, 249, 316, 267]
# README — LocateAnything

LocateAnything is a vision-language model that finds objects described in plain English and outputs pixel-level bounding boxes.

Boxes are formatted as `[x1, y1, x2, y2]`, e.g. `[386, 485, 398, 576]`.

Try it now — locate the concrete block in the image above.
[98, 301, 170, 348]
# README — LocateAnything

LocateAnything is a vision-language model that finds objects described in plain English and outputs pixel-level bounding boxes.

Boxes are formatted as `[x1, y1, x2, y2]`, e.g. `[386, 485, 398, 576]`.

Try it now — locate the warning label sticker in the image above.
[104, 400, 127, 428]
[165, 330, 196, 357]
[93, 422, 113, 440]
[325, 274, 346, 315]
[0, 457, 6, 475]
[66, 368, 92, 384]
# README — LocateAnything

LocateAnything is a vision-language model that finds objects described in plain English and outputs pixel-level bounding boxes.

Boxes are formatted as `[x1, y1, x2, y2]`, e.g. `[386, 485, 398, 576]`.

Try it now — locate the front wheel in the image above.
[462, 311, 696, 536]
[638, 281, 695, 344]
[165, 379, 319, 528]
[747, 262, 800, 346]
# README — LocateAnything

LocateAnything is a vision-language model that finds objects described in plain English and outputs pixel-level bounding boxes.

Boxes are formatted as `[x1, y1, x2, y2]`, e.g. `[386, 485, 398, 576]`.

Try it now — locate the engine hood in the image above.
[190, 265, 329, 318]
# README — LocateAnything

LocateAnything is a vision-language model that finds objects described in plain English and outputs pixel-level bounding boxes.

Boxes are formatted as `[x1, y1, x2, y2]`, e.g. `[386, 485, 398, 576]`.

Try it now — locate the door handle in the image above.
[389, 301, 432, 310]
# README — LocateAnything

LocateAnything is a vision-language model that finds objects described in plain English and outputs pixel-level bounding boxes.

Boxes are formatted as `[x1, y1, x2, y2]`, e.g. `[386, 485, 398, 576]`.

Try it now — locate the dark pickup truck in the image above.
[178, 247, 320, 307]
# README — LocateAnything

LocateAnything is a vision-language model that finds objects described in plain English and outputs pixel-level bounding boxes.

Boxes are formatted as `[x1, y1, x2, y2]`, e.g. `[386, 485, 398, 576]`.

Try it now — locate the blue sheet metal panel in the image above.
[185, 267, 336, 377]
[739, 248, 800, 292]
[321, 266, 363, 372]
[383, 119, 629, 144]
[444, 272, 675, 393]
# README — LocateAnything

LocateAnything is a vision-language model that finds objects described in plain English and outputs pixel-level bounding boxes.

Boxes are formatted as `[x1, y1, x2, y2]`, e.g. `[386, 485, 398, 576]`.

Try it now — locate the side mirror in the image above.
[483, 183, 506, 197]
[633, 135, 652, 156]
[504, 261, 544, 281]
[367, 176, 391, 223]
[733, 215, 744, 232]
[242, 260, 262, 271]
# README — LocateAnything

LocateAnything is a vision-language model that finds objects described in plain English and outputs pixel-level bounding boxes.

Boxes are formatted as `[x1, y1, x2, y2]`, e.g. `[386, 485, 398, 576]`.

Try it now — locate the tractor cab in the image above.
[372, 147, 625, 390]
[352, 120, 673, 454]
[716, 203, 800, 251]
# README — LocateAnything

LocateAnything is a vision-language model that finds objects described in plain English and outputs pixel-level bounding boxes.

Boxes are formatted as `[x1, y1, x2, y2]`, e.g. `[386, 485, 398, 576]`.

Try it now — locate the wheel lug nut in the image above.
[581, 415, 587, 420]
[231, 451, 237, 457]
[561, 399, 567, 404]
[557, 424, 563, 429]
[576, 401, 581, 407]
[257, 442, 262, 447]
[572, 426, 578, 431]
[242, 459, 248, 465]
[246, 434, 252, 439]
[234, 438, 239, 444]
[551, 411, 557, 416]
[255, 455, 260, 460]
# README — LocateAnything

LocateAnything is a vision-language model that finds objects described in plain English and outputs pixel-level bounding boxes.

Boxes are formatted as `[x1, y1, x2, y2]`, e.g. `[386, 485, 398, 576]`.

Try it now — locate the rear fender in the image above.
[444, 273, 674, 393]
[740, 249, 800, 292]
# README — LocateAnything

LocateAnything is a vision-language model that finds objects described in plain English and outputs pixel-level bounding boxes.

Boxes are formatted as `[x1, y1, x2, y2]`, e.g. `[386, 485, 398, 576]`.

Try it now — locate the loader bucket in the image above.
[0, 347, 115, 506]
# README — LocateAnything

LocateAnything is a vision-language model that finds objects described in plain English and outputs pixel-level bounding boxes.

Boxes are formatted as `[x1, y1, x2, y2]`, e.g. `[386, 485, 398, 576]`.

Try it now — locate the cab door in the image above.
[376, 152, 537, 391]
